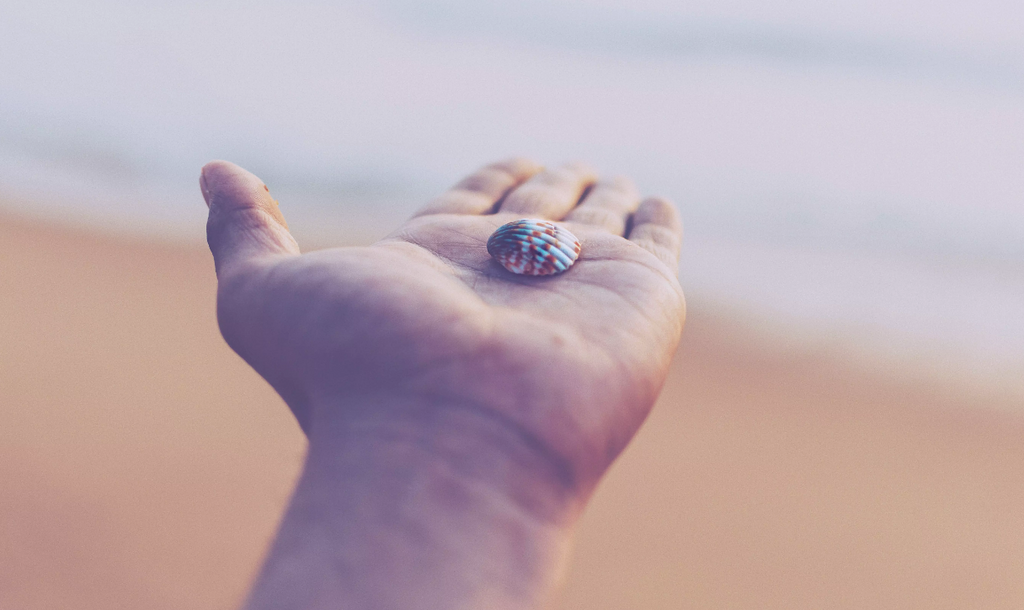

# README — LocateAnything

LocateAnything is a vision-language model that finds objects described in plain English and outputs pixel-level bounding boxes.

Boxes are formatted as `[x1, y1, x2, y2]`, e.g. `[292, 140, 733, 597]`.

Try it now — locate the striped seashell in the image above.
[487, 219, 581, 276]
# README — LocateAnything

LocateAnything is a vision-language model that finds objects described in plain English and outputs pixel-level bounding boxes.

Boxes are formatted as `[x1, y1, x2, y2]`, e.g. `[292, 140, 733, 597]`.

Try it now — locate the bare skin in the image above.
[200, 158, 685, 610]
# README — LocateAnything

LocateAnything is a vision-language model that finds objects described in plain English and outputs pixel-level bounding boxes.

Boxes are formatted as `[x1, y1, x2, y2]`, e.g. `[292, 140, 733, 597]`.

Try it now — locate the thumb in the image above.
[200, 160, 299, 275]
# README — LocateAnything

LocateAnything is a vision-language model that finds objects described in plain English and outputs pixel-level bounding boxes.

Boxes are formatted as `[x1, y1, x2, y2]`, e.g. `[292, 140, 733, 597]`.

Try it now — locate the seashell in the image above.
[487, 219, 581, 276]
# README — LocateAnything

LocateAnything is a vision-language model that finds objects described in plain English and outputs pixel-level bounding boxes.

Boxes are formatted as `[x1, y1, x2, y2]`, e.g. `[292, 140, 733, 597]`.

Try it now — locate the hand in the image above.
[201, 158, 685, 609]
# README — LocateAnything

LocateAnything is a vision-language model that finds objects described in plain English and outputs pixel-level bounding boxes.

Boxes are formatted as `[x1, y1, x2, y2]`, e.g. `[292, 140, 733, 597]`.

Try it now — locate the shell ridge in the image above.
[487, 219, 580, 276]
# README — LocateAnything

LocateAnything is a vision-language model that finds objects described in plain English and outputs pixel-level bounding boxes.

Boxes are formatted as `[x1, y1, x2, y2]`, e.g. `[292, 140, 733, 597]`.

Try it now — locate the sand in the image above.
[3, 214, 1024, 609]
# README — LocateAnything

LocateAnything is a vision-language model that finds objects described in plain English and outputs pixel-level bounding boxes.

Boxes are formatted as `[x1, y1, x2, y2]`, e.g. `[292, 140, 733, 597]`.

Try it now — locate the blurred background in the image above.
[4, 0, 1024, 380]
[2, 1, 1024, 608]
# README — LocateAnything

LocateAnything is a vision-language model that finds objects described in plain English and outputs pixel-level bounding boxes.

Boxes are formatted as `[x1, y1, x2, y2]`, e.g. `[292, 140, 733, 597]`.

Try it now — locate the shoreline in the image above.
[8, 206, 1022, 405]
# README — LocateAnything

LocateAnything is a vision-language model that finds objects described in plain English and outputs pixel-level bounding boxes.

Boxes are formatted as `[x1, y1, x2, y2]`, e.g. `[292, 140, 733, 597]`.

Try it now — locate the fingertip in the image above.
[491, 157, 545, 179]
[200, 161, 238, 206]
[607, 174, 639, 193]
[201, 160, 298, 273]
[636, 197, 682, 233]
[201, 160, 265, 204]
[562, 161, 599, 182]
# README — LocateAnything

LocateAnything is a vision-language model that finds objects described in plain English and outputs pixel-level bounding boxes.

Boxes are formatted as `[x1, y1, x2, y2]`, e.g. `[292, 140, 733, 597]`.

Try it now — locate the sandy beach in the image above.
[3, 213, 1024, 609]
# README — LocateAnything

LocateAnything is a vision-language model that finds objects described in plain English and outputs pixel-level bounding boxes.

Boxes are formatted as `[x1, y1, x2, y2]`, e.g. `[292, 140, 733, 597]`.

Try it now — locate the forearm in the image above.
[242, 394, 579, 610]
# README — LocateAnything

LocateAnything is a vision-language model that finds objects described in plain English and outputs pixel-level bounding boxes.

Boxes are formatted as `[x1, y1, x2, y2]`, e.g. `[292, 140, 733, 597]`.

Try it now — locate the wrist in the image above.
[309, 392, 582, 520]
[245, 393, 581, 610]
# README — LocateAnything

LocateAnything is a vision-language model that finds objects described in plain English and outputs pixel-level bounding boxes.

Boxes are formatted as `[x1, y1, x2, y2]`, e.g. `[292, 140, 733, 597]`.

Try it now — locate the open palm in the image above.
[203, 158, 685, 499]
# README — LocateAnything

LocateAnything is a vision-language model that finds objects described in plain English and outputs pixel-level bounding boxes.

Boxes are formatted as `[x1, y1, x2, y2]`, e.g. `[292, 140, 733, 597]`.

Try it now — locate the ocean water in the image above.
[2, 0, 1023, 392]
